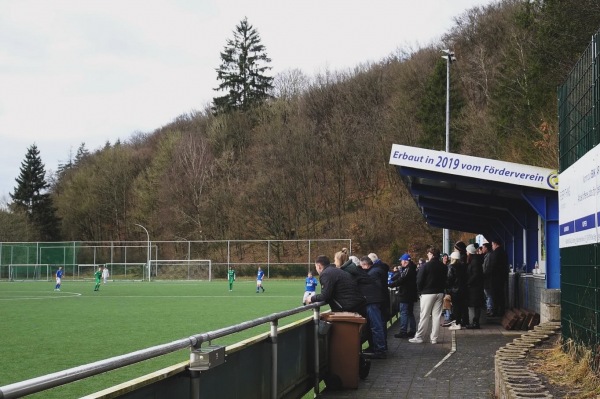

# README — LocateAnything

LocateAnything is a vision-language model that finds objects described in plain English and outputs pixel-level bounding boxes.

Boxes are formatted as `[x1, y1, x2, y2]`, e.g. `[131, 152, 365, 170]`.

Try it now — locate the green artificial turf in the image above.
[0, 279, 319, 398]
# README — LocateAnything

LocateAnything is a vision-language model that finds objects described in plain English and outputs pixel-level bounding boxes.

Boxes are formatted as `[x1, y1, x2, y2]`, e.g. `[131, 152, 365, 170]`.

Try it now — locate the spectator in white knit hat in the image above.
[445, 251, 468, 330]
[367, 252, 391, 340]
[465, 244, 485, 329]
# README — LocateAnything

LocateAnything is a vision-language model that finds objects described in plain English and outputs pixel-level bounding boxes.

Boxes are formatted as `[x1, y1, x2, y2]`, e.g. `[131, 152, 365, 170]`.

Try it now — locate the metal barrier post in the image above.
[270, 320, 278, 399]
[313, 307, 321, 397]
[189, 339, 201, 399]
[189, 370, 200, 399]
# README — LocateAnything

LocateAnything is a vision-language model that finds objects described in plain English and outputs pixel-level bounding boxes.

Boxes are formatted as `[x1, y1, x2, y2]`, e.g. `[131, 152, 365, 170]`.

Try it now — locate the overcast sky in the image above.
[0, 0, 498, 202]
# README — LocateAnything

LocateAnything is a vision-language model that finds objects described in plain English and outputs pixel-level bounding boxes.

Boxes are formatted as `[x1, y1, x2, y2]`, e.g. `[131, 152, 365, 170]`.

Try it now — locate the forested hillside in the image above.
[3, 0, 600, 261]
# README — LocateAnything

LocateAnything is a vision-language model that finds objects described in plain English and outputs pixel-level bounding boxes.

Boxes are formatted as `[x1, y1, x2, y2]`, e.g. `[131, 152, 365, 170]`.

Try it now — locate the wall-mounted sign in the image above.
[558, 144, 600, 248]
[389, 144, 558, 191]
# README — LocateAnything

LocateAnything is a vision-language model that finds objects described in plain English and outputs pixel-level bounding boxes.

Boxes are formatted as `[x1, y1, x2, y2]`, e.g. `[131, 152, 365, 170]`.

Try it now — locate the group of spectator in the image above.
[305, 248, 392, 359]
[389, 239, 509, 344]
[306, 239, 510, 354]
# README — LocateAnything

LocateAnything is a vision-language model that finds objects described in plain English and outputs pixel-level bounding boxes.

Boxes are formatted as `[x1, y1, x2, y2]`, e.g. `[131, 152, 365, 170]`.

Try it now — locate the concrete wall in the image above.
[508, 273, 561, 322]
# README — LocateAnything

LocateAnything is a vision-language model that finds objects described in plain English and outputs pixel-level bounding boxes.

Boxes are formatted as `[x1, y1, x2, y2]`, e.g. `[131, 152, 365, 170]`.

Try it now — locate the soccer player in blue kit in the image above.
[256, 266, 265, 293]
[54, 266, 64, 291]
[303, 271, 318, 305]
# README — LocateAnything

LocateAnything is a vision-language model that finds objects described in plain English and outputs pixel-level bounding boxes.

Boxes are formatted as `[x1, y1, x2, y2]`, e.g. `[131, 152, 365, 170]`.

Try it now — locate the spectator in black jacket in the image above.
[465, 244, 485, 329]
[409, 247, 447, 345]
[359, 256, 387, 359]
[389, 253, 418, 338]
[454, 241, 468, 264]
[368, 253, 391, 328]
[488, 239, 509, 316]
[441, 253, 450, 266]
[306, 255, 366, 316]
[445, 251, 468, 330]
[338, 252, 388, 354]
[481, 242, 494, 316]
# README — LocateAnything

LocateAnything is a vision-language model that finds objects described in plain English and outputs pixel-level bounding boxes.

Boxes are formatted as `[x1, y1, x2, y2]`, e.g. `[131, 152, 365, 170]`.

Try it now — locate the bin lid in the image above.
[321, 312, 366, 324]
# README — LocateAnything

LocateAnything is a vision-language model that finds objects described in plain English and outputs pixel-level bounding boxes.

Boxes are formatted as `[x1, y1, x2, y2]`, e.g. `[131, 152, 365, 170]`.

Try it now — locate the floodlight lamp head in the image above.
[441, 49, 456, 62]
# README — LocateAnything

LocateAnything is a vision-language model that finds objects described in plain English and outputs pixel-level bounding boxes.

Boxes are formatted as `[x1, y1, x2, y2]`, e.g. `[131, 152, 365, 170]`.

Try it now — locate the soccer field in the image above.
[0, 279, 318, 398]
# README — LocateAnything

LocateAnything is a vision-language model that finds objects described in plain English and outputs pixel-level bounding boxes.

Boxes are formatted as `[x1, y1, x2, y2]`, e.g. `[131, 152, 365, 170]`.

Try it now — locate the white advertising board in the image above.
[389, 144, 558, 191]
[558, 144, 600, 248]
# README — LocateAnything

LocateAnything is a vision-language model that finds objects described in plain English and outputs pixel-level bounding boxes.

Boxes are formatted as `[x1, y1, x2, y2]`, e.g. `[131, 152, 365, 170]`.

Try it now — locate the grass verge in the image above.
[530, 337, 600, 398]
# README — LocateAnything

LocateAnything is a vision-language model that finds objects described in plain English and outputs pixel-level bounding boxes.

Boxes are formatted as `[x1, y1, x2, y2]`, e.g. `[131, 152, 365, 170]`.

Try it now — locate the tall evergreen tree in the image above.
[213, 17, 274, 114]
[10, 144, 61, 240]
[74, 142, 90, 165]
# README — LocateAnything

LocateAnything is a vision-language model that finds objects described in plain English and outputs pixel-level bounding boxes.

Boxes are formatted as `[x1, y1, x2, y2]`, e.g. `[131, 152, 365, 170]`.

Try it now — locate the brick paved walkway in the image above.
[319, 315, 522, 398]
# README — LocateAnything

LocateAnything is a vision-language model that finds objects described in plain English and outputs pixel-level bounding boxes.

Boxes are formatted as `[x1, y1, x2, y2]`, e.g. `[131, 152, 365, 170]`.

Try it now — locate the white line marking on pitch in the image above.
[424, 329, 457, 378]
[0, 292, 82, 301]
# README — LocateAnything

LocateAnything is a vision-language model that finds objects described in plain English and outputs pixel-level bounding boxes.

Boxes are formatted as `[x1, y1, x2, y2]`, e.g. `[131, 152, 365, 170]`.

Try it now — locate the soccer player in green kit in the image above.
[228, 267, 236, 291]
[94, 266, 103, 291]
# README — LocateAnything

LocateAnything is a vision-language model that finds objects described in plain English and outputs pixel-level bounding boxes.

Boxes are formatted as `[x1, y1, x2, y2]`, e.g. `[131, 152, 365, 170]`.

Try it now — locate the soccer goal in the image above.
[8, 264, 50, 281]
[77, 264, 103, 280]
[103, 263, 146, 281]
[150, 259, 212, 281]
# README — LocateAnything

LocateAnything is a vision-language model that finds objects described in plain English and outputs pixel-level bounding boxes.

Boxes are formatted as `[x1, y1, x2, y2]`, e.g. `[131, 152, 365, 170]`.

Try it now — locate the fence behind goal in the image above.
[150, 260, 211, 281]
[3, 264, 50, 281]
[0, 239, 351, 281]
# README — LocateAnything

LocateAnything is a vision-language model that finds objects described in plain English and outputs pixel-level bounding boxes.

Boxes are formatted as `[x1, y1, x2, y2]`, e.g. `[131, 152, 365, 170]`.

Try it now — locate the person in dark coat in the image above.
[481, 242, 494, 316]
[306, 255, 366, 316]
[454, 241, 467, 264]
[441, 253, 450, 266]
[336, 251, 389, 356]
[488, 238, 509, 316]
[359, 256, 387, 358]
[368, 252, 392, 332]
[339, 254, 359, 275]
[465, 244, 485, 329]
[389, 253, 418, 338]
[445, 251, 468, 329]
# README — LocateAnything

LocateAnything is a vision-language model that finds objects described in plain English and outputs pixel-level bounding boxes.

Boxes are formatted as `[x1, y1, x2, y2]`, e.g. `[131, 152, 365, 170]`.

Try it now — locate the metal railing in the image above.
[0, 302, 327, 399]
[0, 239, 351, 280]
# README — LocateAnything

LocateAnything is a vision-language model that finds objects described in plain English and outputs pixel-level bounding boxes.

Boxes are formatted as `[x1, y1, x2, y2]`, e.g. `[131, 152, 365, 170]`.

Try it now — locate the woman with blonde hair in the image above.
[334, 248, 349, 267]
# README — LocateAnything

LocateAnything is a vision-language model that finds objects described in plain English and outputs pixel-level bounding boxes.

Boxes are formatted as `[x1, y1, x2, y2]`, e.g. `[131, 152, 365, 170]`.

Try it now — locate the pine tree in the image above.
[74, 142, 90, 165]
[213, 17, 274, 114]
[10, 144, 61, 240]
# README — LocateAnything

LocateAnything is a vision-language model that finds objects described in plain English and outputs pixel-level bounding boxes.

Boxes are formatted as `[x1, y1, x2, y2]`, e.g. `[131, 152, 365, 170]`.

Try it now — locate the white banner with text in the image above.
[558, 144, 600, 248]
[389, 144, 558, 191]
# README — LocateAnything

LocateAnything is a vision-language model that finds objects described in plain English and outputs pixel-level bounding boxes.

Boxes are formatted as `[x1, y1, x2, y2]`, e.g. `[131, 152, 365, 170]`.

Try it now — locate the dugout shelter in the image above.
[389, 144, 559, 314]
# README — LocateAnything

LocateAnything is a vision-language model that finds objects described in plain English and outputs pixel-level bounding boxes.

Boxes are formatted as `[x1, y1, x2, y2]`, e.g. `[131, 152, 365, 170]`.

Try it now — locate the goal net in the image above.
[150, 260, 212, 281]
[77, 264, 102, 280]
[103, 263, 146, 281]
[8, 264, 50, 281]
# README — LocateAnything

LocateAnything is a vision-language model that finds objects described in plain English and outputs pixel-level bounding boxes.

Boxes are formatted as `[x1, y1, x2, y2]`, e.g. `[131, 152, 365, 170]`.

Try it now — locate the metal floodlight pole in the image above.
[134, 224, 151, 282]
[442, 49, 456, 255]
